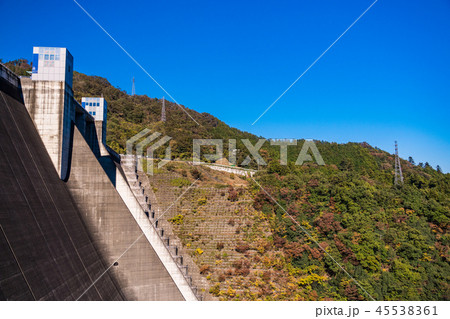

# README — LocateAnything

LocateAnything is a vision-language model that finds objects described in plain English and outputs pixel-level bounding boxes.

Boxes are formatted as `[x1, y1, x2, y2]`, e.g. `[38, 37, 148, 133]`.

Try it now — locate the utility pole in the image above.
[161, 96, 166, 122]
[394, 141, 404, 185]
[132, 77, 135, 96]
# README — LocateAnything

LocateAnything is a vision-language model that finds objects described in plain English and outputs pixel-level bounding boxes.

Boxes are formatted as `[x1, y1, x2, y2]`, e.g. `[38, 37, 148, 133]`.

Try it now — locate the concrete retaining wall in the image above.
[204, 164, 256, 177]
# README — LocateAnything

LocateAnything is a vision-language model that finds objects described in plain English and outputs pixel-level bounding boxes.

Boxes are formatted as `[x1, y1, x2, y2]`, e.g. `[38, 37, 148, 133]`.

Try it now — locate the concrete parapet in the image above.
[0, 63, 20, 88]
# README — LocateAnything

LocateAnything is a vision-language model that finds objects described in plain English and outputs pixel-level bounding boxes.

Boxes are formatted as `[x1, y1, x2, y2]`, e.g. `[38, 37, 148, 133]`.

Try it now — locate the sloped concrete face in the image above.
[66, 127, 184, 301]
[0, 77, 123, 301]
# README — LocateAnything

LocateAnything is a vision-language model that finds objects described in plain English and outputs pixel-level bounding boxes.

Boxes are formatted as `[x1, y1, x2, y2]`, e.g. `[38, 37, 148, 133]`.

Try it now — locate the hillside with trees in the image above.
[250, 144, 449, 300]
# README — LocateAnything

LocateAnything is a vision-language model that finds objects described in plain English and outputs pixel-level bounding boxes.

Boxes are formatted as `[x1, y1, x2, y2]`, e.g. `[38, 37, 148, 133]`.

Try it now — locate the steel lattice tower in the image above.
[132, 77, 135, 96]
[161, 96, 166, 122]
[394, 141, 404, 185]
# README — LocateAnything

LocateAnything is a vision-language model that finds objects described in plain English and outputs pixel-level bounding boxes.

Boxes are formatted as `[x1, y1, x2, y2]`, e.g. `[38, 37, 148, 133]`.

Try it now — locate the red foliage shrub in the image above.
[273, 235, 286, 249]
[232, 259, 250, 269]
[315, 212, 342, 233]
[334, 235, 358, 265]
[253, 190, 272, 210]
[233, 259, 251, 276]
[344, 283, 362, 301]
[307, 179, 319, 187]
[225, 268, 234, 276]
[262, 270, 271, 281]
[309, 247, 322, 260]
[235, 267, 250, 276]
[235, 243, 250, 253]
[283, 241, 305, 259]
[199, 264, 211, 275]
[280, 187, 294, 199]
[228, 186, 238, 201]
[253, 255, 261, 263]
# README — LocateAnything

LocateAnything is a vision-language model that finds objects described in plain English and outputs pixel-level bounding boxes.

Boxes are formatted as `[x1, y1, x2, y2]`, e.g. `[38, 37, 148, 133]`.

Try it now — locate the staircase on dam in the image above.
[120, 155, 205, 300]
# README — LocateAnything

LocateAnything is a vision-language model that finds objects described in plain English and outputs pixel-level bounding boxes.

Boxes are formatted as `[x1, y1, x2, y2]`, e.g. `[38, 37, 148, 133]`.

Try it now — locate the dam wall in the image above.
[0, 45, 195, 300]
[0, 65, 124, 300]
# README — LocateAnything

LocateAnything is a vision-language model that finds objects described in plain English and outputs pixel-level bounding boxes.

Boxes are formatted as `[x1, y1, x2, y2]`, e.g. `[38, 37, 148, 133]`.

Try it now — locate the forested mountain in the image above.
[4, 58, 449, 300]
[251, 143, 449, 300]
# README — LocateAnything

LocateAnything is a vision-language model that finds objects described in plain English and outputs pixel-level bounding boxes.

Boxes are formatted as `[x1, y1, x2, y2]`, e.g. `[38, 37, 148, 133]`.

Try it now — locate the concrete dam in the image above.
[0, 47, 200, 301]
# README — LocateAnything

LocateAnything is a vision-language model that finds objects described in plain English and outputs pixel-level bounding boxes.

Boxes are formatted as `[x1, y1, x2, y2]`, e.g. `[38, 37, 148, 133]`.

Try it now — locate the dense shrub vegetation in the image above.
[251, 146, 449, 300]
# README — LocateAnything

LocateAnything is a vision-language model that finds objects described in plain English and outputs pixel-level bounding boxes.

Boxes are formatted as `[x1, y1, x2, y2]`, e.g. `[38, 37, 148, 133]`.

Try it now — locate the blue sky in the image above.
[1, 0, 449, 171]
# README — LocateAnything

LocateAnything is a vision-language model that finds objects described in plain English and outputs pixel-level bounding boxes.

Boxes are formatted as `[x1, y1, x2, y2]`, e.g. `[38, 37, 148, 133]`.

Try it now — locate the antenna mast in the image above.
[394, 141, 404, 185]
[132, 77, 135, 96]
[161, 96, 166, 122]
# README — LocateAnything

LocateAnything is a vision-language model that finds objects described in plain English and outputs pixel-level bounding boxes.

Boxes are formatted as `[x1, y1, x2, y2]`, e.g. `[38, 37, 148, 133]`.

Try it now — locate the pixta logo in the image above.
[126, 129, 172, 175]
[127, 131, 324, 174]
[193, 138, 325, 166]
